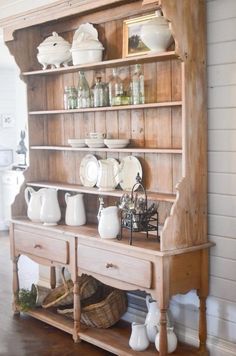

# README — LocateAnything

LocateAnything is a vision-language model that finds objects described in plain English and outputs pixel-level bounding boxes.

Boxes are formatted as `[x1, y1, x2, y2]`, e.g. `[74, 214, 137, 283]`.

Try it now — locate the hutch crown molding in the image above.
[1, 0, 211, 355]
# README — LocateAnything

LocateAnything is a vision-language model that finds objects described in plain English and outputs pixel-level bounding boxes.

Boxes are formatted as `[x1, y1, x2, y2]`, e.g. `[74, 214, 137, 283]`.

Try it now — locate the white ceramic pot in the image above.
[40, 188, 61, 225]
[129, 322, 149, 352]
[65, 192, 86, 226]
[140, 10, 173, 53]
[98, 206, 120, 239]
[37, 32, 72, 70]
[155, 327, 178, 354]
[24, 187, 45, 222]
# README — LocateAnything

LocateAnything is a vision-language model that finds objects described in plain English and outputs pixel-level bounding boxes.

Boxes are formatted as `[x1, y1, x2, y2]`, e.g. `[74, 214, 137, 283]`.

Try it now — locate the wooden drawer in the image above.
[14, 229, 69, 264]
[78, 245, 152, 288]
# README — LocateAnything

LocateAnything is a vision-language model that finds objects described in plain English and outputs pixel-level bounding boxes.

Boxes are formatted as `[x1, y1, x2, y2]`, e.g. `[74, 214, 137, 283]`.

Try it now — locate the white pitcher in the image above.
[40, 188, 61, 225]
[24, 187, 45, 222]
[98, 206, 120, 239]
[96, 159, 119, 191]
[65, 192, 86, 226]
[145, 295, 160, 342]
[129, 322, 149, 352]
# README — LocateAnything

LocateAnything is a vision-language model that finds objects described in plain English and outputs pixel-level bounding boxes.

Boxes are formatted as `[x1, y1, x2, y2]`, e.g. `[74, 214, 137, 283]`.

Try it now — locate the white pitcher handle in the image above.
[24, 187, 34, 206]
[65, 192, 70, 205]
[146, 295, 151, 310]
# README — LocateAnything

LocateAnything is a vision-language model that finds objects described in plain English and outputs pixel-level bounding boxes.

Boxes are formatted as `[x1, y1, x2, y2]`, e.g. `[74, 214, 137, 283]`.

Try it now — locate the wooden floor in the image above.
[0, 231, 113, 356]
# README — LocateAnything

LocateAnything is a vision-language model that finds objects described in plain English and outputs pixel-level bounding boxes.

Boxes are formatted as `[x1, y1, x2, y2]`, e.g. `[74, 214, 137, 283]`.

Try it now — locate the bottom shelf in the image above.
[25, 308, 201, 355]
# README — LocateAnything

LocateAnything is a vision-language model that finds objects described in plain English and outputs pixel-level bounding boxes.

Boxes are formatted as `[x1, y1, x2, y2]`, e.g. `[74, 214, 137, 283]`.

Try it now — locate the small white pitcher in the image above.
[65, 192, 86, 226]
[24, 187, 45, 222]
[129, 322, 149, 352]
[145, 295, 160, 342]
[155, 326, 178, 354]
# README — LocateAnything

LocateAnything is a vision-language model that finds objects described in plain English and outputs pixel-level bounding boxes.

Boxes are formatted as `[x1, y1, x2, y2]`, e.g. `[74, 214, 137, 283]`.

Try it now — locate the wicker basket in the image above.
[42, 268, 99, 309]
[57, 284, 127, 328]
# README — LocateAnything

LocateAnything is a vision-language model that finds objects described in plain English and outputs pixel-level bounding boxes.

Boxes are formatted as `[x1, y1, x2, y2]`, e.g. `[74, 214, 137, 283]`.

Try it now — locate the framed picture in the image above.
[122, 13, 156, 57]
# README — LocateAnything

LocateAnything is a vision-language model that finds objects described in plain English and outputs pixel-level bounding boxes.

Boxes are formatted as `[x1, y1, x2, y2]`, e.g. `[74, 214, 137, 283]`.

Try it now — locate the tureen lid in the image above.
[72, 23, 104, 50]
[38, 32, 71, 49]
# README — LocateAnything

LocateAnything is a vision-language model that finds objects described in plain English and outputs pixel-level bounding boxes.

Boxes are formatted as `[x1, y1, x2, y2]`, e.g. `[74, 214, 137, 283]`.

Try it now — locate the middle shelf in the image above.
[27, 181, 177, 202]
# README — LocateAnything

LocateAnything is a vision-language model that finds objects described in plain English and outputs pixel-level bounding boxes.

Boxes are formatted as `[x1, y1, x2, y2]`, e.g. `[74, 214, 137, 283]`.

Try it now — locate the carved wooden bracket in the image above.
[142, 0, 159, 5]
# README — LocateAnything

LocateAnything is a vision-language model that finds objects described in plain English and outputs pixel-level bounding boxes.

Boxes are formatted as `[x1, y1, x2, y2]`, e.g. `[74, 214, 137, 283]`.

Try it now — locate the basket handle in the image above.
[60, 267, 70, 292]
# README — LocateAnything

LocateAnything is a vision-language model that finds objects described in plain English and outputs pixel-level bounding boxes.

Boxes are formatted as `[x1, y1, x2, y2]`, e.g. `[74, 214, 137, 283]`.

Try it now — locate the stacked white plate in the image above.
[85, 138, 105, 148]
[68, 138, 86, 148]
[104, 139, 130, 149]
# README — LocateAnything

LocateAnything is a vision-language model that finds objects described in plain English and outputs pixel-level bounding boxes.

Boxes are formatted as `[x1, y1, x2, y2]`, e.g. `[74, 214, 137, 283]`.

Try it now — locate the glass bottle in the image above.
[77, 71, 91, 108]
[64, 86, 78, 109]
[93, 76, 105, 107]
[131, 64, 145, 105]
[108, 68, 123, 106]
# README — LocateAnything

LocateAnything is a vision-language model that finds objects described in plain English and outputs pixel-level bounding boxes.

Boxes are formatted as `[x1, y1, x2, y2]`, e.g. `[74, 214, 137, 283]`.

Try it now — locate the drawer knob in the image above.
[106, 263, 114, 269]
[34, 244, 42, 249]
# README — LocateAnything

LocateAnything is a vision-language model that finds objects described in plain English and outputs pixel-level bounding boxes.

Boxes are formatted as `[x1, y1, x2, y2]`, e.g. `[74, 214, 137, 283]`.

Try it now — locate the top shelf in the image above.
[22, 51, 178, 77]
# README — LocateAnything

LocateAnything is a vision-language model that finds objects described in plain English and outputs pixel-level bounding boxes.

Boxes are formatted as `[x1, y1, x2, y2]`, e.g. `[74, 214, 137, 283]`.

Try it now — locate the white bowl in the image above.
[104, 139, 130, 149]
[68, 138, 86, 147]
[71, 48, 103, 65]
[85, 138, 105, 148]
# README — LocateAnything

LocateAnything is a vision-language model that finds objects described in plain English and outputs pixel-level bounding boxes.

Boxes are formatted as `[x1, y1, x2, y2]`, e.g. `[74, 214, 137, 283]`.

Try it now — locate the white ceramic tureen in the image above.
[37, 32, 72, 70]
[71, 23, 104, 65]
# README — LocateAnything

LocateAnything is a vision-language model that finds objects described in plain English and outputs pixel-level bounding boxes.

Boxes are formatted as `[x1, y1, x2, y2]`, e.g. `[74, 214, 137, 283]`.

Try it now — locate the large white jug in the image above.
[98, 206, 120, 239]
[24, 187, 45, 222]
[145, 295, 160, 342]
[65, 193, 86, 226]
[40, 188, 61, 225]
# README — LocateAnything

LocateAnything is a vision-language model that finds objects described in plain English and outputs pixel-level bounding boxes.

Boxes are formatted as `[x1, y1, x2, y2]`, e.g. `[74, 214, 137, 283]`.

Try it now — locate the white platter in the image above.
[79, 154, 99, 187]
[118, 156, 142, 191]
[104, 139, 130, 149]
[68, 138, 86, 148]
[85, 138, 105, 148]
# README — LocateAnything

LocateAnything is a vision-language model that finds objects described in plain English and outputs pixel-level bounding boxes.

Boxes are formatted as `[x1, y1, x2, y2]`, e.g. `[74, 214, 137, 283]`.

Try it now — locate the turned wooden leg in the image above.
[197, 294, 209, 356]
[159, 308, 168, 356]
[73, 280, 81, 343]
[12, 256, 20, 314]
[50, 266, 56, 289]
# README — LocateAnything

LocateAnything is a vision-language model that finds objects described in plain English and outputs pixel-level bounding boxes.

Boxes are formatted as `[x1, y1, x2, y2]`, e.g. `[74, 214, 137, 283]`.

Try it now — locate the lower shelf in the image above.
[25, 308, 201, 355]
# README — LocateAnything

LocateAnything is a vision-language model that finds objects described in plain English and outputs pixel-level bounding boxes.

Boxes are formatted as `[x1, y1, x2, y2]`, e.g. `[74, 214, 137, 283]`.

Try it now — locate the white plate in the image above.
[80, 154, 99, 187]
[104, 139, 130, 149]
[119, 156, 142, 191]
[107, 158, 120, 187]
[85, 138, 105, 148]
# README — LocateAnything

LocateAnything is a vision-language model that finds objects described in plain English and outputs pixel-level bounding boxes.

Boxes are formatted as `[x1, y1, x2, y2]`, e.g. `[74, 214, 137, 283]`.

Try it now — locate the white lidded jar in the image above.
[140, 10, 173, 53]
[98, 206, 120, 239]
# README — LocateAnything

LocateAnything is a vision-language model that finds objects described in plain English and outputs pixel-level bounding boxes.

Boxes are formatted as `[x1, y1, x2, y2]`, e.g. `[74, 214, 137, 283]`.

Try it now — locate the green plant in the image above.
[18, 286, 37, 311]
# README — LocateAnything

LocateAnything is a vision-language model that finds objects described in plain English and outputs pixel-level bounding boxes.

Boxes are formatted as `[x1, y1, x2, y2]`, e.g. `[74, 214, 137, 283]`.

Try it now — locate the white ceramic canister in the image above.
[24, 187, 45, 222]
[140, 10, 173, 53]
[155, 327, 178, 354]
[65, 192, 86, 226]
[40, 188, 61, 225]
[129, 322, 149, 352]
[98, 206, 120, 239]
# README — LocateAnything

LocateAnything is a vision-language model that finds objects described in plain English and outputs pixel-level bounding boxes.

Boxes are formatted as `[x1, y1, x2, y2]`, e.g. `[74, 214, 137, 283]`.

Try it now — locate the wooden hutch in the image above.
[0, 0, 211, 355]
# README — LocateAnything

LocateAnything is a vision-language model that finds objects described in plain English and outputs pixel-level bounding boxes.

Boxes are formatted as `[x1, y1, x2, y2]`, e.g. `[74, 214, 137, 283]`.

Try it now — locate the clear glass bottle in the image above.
[108, 68, 123, 106]
[93, 76, 105, 107]
[77, 71, 91, 108]
[64, 86, 78, 109]
[131, 64, 145, 105]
